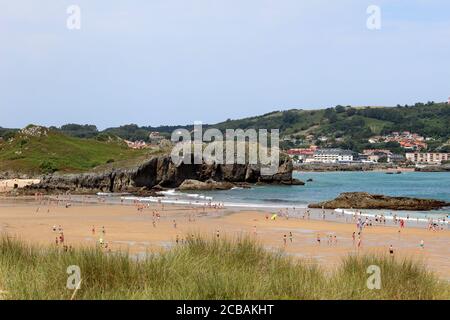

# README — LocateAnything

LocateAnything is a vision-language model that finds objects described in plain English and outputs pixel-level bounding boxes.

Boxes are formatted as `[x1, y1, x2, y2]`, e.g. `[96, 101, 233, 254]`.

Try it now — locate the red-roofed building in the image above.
[287, 147, 315, 163]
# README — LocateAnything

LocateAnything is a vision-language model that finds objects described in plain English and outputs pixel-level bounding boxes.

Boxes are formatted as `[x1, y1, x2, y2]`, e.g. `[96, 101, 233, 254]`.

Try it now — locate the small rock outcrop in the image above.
[178, 179, 234, 191]
[308, 192, 450, 211]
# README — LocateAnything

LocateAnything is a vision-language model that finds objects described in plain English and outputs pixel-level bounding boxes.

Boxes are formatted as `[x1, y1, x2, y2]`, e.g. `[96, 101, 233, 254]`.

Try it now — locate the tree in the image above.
[335, 105, 346, 113]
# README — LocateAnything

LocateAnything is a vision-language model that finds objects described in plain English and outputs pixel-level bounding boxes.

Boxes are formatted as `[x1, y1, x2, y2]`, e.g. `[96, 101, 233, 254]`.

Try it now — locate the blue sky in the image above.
[1, 0, 450, 129]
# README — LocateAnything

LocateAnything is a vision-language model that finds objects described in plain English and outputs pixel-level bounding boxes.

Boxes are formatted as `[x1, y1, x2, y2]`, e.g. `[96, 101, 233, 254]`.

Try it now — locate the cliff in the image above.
[27, 154, 298, 193]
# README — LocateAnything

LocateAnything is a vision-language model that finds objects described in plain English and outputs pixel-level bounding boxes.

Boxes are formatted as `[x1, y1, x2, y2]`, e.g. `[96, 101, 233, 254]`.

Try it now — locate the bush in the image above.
[39, 160, 58, 174]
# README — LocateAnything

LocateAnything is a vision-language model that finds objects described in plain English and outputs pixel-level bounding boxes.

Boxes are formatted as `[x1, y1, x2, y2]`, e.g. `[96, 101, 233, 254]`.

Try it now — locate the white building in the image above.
[406, 152, 449, 164]
[311, 148, 356, 163]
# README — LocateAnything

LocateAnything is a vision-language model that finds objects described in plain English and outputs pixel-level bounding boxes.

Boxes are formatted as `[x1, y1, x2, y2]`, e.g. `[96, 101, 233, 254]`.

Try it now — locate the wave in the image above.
[257, 198, 306, 204]
[334, 208, 448, 224]
[157, 189, 213, 200]
[119, 195, 307, 209]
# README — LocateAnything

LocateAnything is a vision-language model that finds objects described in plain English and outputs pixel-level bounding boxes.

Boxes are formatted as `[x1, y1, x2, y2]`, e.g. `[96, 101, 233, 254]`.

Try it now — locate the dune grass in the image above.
[0, 235, 448, 300]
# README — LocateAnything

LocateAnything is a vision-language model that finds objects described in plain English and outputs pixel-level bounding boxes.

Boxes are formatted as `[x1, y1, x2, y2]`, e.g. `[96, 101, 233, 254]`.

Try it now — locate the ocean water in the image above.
[195, 171, 449, 204]
[92, 171, 449, 220]
[172, 171, 450, 218]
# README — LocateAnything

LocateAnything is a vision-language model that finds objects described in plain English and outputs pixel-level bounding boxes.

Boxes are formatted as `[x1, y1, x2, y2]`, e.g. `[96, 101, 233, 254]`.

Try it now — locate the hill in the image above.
[0, 125, 148, 175]
[38, 102, 448, 153]
[1, 102, 449, 175]
[210, 102, 450, 152]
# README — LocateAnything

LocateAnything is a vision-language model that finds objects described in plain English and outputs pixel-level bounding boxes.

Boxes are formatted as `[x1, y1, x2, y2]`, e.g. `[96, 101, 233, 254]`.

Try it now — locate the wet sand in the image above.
[0, 197, 449, 280]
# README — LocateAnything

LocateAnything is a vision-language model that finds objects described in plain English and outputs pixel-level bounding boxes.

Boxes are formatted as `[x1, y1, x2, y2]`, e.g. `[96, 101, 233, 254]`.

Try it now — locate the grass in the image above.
[0, 128, 148, 174]
[0, 235, 448, 300]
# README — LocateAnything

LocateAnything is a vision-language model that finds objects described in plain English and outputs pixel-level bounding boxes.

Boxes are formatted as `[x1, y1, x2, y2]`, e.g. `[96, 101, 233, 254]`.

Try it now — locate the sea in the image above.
[139, 171, 450, 220]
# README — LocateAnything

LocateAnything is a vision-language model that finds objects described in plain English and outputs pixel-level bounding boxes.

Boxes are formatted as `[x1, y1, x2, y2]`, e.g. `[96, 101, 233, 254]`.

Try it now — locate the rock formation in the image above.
[27, 153, 299, 194]
[308, 192, 450, 211]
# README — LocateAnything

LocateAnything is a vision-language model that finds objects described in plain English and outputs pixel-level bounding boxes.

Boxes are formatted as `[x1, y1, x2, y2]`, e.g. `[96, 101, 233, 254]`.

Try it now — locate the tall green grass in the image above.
[0, 235, 448, 300]
[0, 130, 147, 174]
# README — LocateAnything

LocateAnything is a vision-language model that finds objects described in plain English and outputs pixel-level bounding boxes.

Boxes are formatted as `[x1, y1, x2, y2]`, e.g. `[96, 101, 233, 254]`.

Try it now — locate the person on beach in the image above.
[420, 239, 424, 249]
[283, 234, 287, 246]
[389, 245, 394, 257]
[173, 220, 177, 229]
[289, 232, 293, 243]
[352, 232, 356, 245]
[216, 229, 220, 239]
[102, 226, 106, 235]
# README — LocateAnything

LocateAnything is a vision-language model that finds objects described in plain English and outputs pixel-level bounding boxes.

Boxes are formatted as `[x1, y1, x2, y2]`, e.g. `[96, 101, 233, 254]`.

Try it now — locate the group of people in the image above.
[282, 232, 294, 245]
[53, 224, 71, 252]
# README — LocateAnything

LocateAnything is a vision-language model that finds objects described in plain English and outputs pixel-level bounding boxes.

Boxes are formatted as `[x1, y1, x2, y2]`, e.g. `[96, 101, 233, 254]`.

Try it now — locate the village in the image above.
[286, 131, 449, 166]
[122, 130, 449, 167]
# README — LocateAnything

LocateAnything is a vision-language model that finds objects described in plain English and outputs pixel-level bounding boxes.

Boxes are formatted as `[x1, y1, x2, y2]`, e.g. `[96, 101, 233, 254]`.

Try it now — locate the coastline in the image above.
[293, 163, 450, 172]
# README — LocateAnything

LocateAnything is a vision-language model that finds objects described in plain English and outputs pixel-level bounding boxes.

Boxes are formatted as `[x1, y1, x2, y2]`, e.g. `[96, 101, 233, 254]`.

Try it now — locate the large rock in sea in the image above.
[27, 153, 300, 194]
[308, 192, 450, 211]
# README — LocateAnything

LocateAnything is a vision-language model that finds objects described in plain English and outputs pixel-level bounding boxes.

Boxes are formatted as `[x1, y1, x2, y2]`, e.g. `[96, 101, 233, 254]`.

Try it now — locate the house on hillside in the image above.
[149, 132, 166, 145]
[287, 148, 315, 163]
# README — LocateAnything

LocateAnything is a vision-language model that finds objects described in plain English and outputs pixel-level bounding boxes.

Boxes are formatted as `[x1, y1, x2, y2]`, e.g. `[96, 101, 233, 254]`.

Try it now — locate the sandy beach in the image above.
[0, 196, 449, 281]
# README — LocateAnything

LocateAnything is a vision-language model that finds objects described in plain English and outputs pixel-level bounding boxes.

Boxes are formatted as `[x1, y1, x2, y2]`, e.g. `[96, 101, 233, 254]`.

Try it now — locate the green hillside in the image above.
[45, 102, 447, 153]
[1, 102, 449, 175]
[0, 126, 148, 174]
[4, 102, 446, 153]
[210, 102, 450, 152]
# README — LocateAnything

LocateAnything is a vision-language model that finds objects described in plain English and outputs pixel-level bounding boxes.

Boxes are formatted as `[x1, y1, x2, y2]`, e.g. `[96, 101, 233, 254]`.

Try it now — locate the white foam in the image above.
[334, 208, 448, 224]
[121, 194, 307, 210]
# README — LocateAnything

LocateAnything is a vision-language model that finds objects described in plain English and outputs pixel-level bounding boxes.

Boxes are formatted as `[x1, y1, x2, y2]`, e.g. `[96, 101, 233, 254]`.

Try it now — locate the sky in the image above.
[1, 0, 450, 129]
